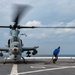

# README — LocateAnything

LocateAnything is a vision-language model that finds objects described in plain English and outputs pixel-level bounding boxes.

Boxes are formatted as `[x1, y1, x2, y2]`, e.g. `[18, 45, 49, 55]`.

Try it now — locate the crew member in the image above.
[52, 46, 60, 63]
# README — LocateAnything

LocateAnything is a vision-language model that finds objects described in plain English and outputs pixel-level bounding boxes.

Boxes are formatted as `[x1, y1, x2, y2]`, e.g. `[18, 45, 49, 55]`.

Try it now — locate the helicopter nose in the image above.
[13, 47, 18, 52]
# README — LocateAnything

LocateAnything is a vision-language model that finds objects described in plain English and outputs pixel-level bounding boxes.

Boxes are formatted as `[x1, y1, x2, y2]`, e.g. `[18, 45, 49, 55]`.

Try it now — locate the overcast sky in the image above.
[0, 0, 75, 55]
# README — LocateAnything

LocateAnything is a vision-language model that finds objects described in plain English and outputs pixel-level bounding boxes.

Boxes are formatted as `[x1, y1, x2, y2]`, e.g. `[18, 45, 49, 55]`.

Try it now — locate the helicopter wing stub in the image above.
[22, 46, 39, 51]
[22, 46, 38, 56]
[0, 47, 9, 52]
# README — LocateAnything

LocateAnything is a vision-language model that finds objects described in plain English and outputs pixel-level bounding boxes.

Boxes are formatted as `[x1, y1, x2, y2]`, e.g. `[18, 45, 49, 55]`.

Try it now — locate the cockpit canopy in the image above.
[8, 37, 23, 47]
[14, 37, 19, 42]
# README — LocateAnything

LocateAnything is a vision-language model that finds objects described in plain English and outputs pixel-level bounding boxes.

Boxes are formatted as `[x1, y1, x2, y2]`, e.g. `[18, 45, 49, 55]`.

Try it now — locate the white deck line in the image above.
[7, 57, 75, 60]
[24, 57, 75, 60]
[10, 64, 18, 75]
[18, 66, 75, 75]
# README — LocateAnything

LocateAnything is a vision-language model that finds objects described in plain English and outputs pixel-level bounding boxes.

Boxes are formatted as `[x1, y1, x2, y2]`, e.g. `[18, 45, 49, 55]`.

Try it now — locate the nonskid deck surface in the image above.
[0, 57, 75, 75]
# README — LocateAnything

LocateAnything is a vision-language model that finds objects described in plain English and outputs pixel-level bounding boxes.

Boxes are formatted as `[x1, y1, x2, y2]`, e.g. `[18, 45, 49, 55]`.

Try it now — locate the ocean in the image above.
[33, 54, 75, 57]
[0, 54, 75, 60]
[0, 54, 75, 58]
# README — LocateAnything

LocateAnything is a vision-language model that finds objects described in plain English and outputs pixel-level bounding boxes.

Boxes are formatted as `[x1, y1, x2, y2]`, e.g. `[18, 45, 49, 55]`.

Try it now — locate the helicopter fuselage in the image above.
[8, 29, 23, 60]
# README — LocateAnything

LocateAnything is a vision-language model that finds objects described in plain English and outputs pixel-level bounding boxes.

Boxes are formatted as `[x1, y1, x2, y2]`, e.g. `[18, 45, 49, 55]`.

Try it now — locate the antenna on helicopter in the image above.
[20, 33, 27, 37]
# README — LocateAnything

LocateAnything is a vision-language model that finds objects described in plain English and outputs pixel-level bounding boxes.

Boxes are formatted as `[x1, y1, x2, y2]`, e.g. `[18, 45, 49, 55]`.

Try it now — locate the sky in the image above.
[0, 0, 75, 55]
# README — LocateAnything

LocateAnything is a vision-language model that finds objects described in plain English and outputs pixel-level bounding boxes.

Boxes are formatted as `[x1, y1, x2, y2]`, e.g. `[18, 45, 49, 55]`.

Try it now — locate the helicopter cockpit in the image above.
[13, 37, 19, 42]
[8, 37, 23, 47]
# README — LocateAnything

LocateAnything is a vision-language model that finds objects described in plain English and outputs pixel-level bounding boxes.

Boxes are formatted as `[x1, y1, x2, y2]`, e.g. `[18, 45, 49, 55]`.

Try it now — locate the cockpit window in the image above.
[14, 45, 18, 47]
[14, 37, 19, 41]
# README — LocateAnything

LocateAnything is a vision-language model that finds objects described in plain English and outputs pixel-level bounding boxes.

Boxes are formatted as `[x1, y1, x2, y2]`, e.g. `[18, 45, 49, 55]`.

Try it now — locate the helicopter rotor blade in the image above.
[0, 26, 75, 29]
[18, 26, 75, 29]
[12, 4, 32, 28]
[0, 26, 10, 28]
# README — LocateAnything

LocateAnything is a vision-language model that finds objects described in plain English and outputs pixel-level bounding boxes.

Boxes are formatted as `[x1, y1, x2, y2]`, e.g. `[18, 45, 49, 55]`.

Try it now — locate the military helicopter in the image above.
[0, 4, 75, 64]
[0, 4, 39, 64]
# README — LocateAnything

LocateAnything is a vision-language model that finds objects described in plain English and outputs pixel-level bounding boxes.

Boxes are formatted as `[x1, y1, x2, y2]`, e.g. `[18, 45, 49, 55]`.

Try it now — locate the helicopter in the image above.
[0, 4, 39, 64]
[0, 4, 75, 64]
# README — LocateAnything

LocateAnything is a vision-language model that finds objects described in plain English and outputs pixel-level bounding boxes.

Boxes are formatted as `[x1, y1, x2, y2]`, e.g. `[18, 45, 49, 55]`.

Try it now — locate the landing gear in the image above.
[52, 55, 58, 64]
[21, 56, 27, 63]
[26, 51, 31, 57]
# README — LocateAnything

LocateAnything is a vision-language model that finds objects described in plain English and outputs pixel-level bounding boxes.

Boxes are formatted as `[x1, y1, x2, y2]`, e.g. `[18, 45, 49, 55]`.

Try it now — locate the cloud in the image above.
[1, 0, 75, 25]
[1, 19, 75, 42]
[21, 20, 48, 39]
[27, 33, 47, 39]
[21, 20, 75, 41]
[55, 20, 75, 34]
[25, 20, 42, 26]
[25, 0, 75, 24]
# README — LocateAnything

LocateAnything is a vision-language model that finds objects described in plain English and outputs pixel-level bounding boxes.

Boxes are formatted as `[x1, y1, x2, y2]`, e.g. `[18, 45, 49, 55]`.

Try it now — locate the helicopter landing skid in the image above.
[21, 56, 27, 63]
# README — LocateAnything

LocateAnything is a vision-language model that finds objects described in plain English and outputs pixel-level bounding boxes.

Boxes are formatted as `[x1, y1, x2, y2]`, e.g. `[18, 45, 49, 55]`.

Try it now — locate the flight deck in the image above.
[0, 57, 75, 75]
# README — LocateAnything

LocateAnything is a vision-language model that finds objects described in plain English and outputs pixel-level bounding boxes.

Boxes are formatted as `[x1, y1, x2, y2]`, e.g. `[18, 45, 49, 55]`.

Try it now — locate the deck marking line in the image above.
[31, 66, 45, 68]
[10, 64, 18, 75]
[18, 66, 75, 75]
